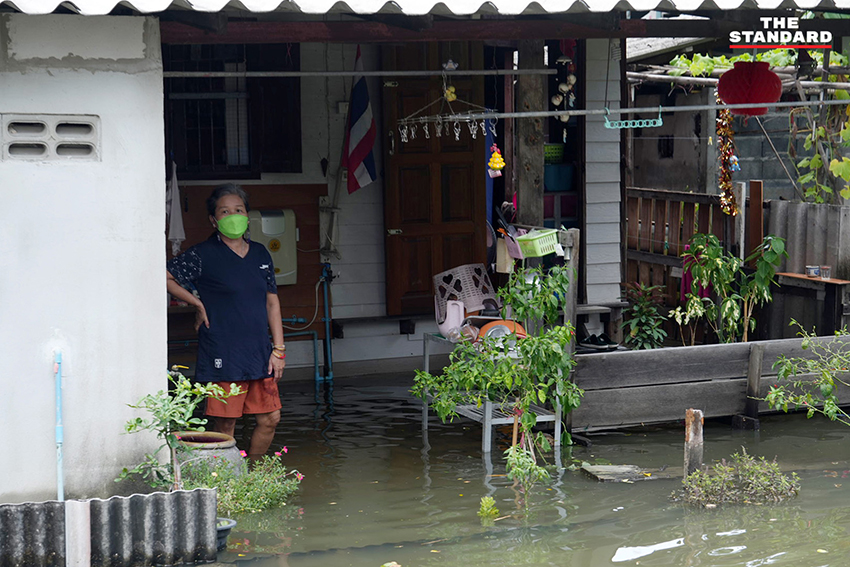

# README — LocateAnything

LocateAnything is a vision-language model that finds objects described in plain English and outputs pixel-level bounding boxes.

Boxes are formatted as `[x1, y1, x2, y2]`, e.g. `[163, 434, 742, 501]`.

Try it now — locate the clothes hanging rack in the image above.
[410, 98, 850, 124]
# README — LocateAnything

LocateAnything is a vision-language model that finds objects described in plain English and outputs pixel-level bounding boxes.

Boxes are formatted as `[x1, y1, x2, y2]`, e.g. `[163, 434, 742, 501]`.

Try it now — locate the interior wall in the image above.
[0, 14, 164, 503]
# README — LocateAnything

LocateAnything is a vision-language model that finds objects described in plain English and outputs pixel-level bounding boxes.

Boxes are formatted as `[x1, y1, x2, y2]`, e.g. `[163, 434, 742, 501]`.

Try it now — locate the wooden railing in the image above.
[625, 187, 737, 303]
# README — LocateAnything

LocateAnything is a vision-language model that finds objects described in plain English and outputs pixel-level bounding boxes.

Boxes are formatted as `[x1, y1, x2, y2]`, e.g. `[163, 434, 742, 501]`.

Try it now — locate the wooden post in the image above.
[747, 180, 764, 268]
[733, 343, 763, 429]
[684, 408, 704, 477]
[515, 40, 545, 228]
[733, 182, 748, 260]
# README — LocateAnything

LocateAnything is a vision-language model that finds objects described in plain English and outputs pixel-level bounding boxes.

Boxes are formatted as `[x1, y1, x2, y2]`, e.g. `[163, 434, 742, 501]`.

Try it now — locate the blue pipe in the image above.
[54, 351, 64, 502]
[280, 330, 321, 383]
[321, 264, 334, 382]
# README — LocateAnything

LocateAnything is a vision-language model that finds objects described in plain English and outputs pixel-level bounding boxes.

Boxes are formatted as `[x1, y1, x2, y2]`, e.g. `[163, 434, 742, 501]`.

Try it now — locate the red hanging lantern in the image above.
[717, 61, 782, 116]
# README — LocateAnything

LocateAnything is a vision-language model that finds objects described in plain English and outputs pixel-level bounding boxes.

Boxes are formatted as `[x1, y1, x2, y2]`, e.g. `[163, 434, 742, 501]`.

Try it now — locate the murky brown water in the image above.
[217, 376, 850, 567]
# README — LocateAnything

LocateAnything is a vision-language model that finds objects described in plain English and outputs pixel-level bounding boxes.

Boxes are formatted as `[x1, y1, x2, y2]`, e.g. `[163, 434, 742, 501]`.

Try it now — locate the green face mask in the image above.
[217, 214, 249, 239]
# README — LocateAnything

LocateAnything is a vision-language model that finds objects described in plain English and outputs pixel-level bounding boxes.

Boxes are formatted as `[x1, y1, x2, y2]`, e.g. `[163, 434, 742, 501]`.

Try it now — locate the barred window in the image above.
[164, 43, 302, 179]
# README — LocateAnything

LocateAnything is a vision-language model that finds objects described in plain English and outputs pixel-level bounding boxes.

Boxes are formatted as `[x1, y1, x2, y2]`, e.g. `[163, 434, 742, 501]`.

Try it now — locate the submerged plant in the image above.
[674, 449, 800, 507]
[621, 283, 668, 350]
[477, 496, 500, 525]
[766, 323, 850, 426]
[183, 453, 303, 516]
[118, 367, 242, 490]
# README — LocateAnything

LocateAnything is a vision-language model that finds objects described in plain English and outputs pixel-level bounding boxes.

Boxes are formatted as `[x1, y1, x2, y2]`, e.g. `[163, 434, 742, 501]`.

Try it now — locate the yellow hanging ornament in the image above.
[488, 144, 505, 178]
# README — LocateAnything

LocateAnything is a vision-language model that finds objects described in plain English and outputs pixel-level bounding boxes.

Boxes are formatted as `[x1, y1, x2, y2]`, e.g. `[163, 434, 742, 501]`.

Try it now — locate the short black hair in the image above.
[206, 183, 250, 217]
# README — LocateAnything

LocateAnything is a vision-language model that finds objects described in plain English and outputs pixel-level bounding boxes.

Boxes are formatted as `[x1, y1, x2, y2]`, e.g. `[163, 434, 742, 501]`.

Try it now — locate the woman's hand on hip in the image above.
[269, 353, 286, 380]
[193, 302, 210, 332]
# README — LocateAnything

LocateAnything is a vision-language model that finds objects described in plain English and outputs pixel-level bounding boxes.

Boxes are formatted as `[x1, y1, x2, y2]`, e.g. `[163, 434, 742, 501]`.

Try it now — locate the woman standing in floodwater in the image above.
[166, 183, 285, 460]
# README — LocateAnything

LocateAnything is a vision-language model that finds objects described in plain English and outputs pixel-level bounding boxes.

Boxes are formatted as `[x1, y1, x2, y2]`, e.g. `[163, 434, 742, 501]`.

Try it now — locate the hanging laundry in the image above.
[166, 161, 185, 256]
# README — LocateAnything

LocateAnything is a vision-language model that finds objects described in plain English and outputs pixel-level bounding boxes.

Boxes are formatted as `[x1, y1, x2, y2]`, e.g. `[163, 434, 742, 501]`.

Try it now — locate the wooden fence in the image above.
[570, 335, 850, 432]
[625, 187, 737, 305]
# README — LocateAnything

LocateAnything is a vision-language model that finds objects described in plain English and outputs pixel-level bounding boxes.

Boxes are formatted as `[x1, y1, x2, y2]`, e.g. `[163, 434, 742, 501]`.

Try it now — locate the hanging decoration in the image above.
[396, 61, 497, 146]
[716, 92, 739, 216]
[488, 144, 505, 178]
[717, 61, 782, 117]
[550, 41, 579, 141]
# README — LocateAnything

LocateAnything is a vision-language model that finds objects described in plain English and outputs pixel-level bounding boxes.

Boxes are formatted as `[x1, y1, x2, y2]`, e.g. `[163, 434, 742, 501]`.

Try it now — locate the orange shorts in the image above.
[205, 378, 281, 418]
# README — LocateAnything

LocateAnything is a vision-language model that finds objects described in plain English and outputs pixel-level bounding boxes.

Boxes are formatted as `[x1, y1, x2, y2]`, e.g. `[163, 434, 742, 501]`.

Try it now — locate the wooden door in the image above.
[382, 43, 487, 316]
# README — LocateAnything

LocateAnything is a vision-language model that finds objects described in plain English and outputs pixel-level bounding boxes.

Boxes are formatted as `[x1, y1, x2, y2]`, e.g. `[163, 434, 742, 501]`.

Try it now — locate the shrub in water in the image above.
[184, 451, 303, 516]
[674, 449, 800, 507]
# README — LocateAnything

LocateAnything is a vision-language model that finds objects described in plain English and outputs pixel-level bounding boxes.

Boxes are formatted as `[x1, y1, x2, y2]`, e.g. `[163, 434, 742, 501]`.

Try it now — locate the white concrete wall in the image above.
[0, 14, 164, 503]
[584, 39, 623, 305]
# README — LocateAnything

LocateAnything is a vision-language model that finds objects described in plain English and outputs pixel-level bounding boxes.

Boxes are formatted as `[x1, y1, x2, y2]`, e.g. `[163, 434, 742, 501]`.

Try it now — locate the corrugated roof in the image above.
[3, 0, 850, 16]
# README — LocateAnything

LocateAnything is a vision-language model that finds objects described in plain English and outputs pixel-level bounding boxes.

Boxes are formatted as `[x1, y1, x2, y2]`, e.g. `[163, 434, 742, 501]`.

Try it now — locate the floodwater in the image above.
[218, 376, 850, 567]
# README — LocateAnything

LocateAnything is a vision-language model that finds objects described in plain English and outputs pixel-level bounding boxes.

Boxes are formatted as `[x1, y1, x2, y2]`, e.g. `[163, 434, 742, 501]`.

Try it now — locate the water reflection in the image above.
[217, 377, 850, 567]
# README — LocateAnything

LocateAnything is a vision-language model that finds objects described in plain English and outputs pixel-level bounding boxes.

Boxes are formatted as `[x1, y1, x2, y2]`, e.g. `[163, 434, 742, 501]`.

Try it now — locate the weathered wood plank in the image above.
[697, 201, 710, 236]
[571, 379, 748, 431]
[652, 198, 667, 255]
[639, 197, 653, 252]
[626, 196, 639, 250]
[668, 199, 682, 257]
[628, 187, 721, 205]
[574, 341, 752, 390]
[681, 202, 696, 246]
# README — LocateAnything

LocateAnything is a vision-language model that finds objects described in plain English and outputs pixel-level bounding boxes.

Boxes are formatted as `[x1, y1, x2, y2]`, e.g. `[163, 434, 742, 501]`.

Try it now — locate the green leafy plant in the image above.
[183, 453, 303, 515]
[674, 449, 800, 507]
[477, 496, 500, 525]
[118, 367, 242, 490]
[621, 283, 668, 349]
[413, 265, 583, 503]
[766, 323, 850, 426]
[669, 233, 786, 343]
[497, 264, 573, 327]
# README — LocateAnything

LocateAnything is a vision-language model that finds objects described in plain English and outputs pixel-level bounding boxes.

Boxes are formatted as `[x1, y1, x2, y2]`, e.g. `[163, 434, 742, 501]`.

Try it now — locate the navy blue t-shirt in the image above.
[168, 234, 277, 382]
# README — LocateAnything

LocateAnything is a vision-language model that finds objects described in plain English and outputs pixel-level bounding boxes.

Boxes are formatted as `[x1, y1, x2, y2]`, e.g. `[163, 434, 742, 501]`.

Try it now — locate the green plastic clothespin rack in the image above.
[604, 107, 663, 129]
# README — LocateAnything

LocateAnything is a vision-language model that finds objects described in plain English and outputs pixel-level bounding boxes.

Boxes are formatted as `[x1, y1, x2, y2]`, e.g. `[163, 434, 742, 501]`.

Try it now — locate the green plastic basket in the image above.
[516, 229, 559, 258]
[544, 144, 565, 165]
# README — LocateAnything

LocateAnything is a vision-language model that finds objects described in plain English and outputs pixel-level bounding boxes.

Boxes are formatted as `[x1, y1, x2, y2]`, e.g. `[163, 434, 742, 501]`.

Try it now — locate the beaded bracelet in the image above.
[271, 351, 286, 360]
[273, 344, 286, 351]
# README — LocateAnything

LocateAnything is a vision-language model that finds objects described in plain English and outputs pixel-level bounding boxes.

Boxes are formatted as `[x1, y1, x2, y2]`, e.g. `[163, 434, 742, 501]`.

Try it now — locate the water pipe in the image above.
[281, 330, 321, 382]
[53, 351, 64, 502]
[321, 264, 335, 382]
[282, 316, 307, 324]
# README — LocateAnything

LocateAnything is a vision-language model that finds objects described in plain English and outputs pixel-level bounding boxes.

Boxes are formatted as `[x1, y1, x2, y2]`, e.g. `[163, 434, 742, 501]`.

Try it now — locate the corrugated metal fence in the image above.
[766, 200, 850, 280]
[0, 489, 217, 567]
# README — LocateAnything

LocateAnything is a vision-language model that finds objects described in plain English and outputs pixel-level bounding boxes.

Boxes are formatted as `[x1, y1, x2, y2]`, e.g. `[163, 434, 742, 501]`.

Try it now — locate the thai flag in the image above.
[342, 45, 378, 194]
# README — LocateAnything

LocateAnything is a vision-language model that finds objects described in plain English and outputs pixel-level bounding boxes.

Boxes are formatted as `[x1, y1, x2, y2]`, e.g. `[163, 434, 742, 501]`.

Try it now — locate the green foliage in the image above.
[669, 233, 785, 344]
[477, 496, 500, 524]
[675, 449, 800, 507]
[505, 444, 550, 491]
[117, 368, 243, 490]
[671, 49, 850, 204]
[766, 323, 850, 426]
[183, 455, 302, 516]
[497, 264, 573, 327]
[621, 283, 668, 349]
[412, 326, 582, 432]
[670, 49, 848, 77]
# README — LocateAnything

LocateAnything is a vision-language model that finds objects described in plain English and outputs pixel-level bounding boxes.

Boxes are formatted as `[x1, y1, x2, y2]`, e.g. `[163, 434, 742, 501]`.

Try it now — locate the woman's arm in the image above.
[266, 292, 285, 379]
[167, 271, 209, 331]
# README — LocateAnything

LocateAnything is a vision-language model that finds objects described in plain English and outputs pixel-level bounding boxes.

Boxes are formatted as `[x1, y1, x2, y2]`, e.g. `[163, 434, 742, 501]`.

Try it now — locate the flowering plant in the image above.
[117, 366, 242, 490]
[183, 449, 303, 515]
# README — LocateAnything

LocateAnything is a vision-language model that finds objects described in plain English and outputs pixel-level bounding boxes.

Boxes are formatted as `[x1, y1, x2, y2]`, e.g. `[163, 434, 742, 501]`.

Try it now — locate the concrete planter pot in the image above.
[176, 431, 244, 476]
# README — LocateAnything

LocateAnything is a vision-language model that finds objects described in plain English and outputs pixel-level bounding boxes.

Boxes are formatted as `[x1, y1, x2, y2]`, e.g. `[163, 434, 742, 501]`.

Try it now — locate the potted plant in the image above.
[412, 265, 583, 505]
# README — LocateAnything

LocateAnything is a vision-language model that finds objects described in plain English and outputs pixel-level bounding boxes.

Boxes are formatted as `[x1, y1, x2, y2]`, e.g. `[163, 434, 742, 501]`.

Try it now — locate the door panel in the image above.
[383, 42, 487, 316]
